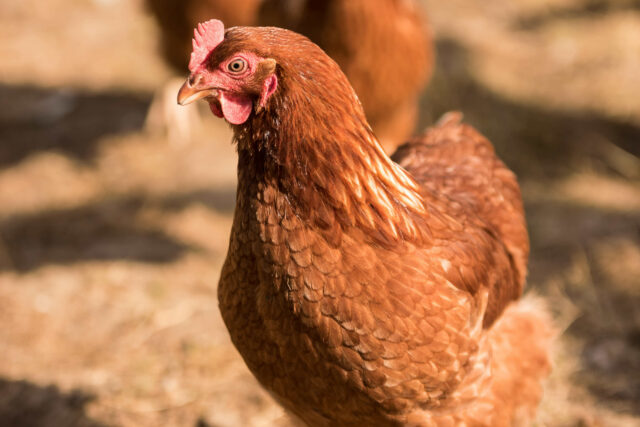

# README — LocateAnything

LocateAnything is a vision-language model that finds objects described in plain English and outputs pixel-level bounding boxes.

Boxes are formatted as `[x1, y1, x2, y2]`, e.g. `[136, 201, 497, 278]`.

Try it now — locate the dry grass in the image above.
[0, 0, 638, 425]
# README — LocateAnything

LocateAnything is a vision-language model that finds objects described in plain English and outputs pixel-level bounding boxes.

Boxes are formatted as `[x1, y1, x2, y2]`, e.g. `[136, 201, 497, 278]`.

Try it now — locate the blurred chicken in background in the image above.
[145, 0, 434, 153]
[259, 0, 434, 152]
[146, 0, 262, 70]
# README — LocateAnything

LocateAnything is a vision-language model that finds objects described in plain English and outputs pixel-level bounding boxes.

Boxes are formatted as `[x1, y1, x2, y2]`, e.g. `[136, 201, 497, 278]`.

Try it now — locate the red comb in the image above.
[188, 19, 225, 72]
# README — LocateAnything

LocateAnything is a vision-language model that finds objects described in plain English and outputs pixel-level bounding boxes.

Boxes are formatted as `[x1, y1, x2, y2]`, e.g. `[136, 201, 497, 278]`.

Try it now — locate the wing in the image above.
[392, 112, 529, 300]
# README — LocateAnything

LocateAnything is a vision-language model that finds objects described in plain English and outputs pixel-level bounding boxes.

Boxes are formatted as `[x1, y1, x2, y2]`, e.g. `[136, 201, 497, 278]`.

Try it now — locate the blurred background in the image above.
[0, 0, 638, 425]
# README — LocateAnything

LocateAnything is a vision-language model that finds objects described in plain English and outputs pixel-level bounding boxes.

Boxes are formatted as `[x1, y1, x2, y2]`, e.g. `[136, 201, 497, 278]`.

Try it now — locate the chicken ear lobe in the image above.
[257, 58, 278, 111]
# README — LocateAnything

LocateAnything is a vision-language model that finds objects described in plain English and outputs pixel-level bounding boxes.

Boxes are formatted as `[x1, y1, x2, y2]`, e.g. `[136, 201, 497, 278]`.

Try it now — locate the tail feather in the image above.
[435, 110, 464, 127]
[407, 294, 555, 426]
[486, 294, 555, 426]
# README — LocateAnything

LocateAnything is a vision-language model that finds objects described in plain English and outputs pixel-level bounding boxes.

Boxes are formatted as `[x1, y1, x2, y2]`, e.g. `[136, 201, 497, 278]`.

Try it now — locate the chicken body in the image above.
[178, 23, 552, 426]
[219, 126, 550, 425]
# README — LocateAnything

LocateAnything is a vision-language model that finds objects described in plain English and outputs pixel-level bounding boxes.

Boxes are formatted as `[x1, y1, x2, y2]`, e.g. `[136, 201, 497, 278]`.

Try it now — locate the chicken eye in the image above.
[227, 58, 247, 74]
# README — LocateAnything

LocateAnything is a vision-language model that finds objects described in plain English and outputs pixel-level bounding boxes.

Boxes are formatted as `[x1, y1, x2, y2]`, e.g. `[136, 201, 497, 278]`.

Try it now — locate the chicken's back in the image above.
[392, 113, 530, 308]
[391, 114, 552, 425]
[483, 295, 554, 426]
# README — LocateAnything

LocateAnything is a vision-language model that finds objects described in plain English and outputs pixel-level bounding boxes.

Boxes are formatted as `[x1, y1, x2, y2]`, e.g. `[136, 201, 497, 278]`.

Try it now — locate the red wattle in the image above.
[209, 101, 223, 118]
[219, 92, 253, 125]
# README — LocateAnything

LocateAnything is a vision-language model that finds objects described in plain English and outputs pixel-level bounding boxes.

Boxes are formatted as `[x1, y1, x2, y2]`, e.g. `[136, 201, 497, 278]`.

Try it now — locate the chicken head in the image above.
[177, 19, 277, 125]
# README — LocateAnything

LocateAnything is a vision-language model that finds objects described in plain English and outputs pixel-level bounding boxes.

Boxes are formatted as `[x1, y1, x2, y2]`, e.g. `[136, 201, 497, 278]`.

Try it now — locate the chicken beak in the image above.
[177, 77, 219, 106]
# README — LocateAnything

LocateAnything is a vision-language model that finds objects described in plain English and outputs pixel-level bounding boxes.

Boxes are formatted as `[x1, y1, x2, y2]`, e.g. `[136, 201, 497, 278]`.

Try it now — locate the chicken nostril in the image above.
[188, 74, 200, 86]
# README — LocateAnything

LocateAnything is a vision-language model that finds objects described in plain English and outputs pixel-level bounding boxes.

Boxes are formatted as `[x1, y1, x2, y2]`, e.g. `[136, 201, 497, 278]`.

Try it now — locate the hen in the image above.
[178, 20, 553, 426]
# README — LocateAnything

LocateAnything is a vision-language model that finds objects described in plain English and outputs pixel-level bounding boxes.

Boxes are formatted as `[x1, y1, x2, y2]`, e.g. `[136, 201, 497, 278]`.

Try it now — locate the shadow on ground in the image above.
[580, 315, 640, 414]
[418, 39, 640, 180]
[0, 378, 104, 427]
[523, 197, 640, 412]
[0, 188, 235, 272]
[0, 84, 150, 168]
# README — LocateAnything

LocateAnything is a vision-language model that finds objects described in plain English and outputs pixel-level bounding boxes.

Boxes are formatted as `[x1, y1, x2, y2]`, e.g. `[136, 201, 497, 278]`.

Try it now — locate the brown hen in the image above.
[178, 20, 553, 426]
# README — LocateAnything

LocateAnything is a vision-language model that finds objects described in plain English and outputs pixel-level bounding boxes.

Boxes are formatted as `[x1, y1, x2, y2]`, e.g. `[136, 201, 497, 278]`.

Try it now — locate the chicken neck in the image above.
[231, 82, 430, 249]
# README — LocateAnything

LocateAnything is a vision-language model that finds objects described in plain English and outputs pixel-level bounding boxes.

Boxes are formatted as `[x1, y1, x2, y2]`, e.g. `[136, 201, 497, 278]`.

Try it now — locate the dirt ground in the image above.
[0, 0, 638, 426]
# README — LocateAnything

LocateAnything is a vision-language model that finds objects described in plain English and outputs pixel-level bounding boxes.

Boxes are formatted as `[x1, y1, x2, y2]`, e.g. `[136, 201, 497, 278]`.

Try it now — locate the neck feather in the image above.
[234, 84, 427, 247]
